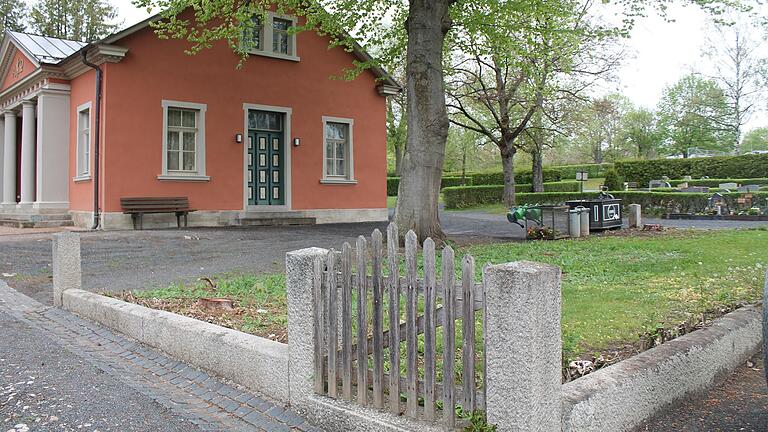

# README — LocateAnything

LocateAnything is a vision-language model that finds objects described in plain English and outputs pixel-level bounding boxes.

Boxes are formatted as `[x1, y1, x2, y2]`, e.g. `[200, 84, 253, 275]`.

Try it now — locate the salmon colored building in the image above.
[0, 15, 398, 229]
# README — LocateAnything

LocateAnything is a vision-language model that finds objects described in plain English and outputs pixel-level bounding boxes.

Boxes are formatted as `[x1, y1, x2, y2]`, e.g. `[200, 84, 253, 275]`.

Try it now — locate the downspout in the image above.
[81, 50, 102, 230]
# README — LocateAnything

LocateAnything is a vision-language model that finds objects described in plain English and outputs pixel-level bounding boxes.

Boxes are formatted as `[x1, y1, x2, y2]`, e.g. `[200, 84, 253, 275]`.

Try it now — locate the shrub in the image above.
[443, 189, 768, 212]
[387, 176, 470, 196]
[615, 153, 768, 186]
[471, 169, 562, 186]
[442, 182, 581, 208]
[552, 163, 614, 179]
[603, 169, 624, 191]
[666, 178, 768, 188]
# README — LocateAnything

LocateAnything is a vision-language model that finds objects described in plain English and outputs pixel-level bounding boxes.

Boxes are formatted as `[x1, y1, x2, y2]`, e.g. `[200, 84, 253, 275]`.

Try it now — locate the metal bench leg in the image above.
[184, 213, 188, 227]
[176, 213, 182, 229]
[131, 214, 138, 230]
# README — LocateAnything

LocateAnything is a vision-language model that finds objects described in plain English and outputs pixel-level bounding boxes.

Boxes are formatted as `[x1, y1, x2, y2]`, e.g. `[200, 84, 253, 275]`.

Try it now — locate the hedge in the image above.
[471, 168, 562, 186]
[442, 181, 582, 208]
[444, 189, 768, 212]
[666, 178, 768, 188]
[387, 176, 470, 196]
[615, 153, 768, 186]
[552, 163, 614, 179]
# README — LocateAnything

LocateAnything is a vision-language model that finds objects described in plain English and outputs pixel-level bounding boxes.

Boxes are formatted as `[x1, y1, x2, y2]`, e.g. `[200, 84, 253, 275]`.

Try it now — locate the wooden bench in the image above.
[120, 197, 195, 230]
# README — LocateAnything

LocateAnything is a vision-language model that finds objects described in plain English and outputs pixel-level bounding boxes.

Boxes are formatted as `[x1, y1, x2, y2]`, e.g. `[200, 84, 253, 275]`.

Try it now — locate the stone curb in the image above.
[62, 288, 290, 403]
[562, 305, 763, 432]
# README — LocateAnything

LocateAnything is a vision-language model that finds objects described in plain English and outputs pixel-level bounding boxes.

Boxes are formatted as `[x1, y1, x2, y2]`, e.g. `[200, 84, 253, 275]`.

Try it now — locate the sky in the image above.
[106, 1, 767, 132]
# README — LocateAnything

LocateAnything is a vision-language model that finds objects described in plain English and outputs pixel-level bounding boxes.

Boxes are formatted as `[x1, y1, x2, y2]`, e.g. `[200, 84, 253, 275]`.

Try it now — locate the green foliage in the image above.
[741, 127, 768, 152]
[30, 0, 118, 41]
[471, 169, 562, 186]
[442, 182, 582, 208]
[603, 168, 624, 191]
[443, 189, 768, 211]
[667, 178, 768, 188]
[457, 408, 496, 432]
[0, 0, 27, 33]
[387, 176, 469, 196]
[553, 163, 614, 179]
[656, 74, 736, 157]
[615, 153, 768, 186]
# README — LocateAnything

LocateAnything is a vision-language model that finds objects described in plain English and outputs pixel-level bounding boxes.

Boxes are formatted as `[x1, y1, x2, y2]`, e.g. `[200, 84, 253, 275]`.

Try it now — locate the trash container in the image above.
[578, 207, 590, 236]
[567, 193, 622, 230]
[569, 209, 581, 238]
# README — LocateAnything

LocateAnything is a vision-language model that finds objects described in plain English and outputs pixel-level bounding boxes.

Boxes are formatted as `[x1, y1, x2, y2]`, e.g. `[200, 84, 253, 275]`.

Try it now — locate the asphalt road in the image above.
[0, 304, 201, 432]
[640, 351, 768, 431]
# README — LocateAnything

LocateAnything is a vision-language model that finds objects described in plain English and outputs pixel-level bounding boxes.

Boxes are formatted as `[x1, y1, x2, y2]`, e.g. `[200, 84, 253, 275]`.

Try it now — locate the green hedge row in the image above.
[552, 163, 614, 179]
[387, 170, 564, 196]
[666, 178, 768, 188]
[444, 189, 768, 212]
[471, 169, 562, 185]
[615, 154, 768, 186]
[442, 182, 582, 208]
[387, 176, 470, 196]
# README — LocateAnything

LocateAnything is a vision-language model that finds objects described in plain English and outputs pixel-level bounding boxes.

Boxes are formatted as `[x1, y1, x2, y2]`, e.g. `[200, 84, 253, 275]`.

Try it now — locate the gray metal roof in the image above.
[7, 31, 87, 64]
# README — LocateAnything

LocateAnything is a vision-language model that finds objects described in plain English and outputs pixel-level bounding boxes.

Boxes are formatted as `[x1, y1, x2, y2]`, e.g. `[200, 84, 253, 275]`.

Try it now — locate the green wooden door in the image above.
[247, 112, 285, 206]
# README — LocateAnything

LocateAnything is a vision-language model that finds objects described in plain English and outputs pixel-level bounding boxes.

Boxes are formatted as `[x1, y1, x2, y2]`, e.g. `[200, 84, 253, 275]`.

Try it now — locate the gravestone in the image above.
[738, 185, 760, 193]
[719, 182, 738, 190]
[680, 186, 710, 193]
[677, 182, 689, 189]
[683, 175, 692, 180]
[649, 180, 671, 189]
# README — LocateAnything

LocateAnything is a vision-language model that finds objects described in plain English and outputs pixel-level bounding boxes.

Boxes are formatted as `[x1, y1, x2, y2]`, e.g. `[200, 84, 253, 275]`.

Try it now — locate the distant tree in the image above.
[570, 94, 632, 164]
[703, 18, 767, 151]
[0, 0, 27, 33]
[656, 74, 736, 158]
[617, 107, 662, 159]
[30, 0, 118, 42]
[741, 127, 768, 152]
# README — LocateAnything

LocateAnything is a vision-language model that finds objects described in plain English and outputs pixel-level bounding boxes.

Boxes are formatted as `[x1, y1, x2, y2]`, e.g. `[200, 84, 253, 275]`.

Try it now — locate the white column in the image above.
[35, 90, 70, 211]
[0, 115, 4, 201]
[19, 100, 36, 205]
[2, 110, 16, 206]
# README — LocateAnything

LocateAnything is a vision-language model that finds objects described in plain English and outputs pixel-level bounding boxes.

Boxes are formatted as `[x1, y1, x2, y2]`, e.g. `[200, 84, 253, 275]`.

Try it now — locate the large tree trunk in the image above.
[394, 143, 404, 176]
[501, 144, 516, 207]
[531, 113, 544, 193]
[394, 0, 454, 241]
[532, 148, 544, 193]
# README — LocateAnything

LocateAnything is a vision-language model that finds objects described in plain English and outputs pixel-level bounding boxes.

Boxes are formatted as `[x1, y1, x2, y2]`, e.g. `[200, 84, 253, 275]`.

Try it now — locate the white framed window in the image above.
[244, 12, 299, 62]
[321, 117, 356, 184]
[74, 102, 92, 181]
[159, 100, 209, 181]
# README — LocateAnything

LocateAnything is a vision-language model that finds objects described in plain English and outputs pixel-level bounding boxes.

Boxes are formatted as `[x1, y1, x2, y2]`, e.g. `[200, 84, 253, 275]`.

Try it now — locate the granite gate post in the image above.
[628, 204, 642, 229]
[484, 261, 562, 431]
[52, 232, 82, 307]
[286, 247, 329, 408]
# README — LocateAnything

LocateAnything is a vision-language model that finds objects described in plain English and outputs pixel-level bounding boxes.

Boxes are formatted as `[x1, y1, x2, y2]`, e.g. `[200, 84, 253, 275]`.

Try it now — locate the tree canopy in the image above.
[656, 74, 736, 157]
[0, 0, 27, 34]
[31, 0, 119, 42]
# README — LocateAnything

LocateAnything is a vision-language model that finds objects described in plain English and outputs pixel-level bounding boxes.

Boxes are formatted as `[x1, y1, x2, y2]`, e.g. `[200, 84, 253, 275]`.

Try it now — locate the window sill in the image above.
[73, 175, 91, 183]
[248, 50, 300, 62]
[157, 174, 211, 182]
[320, 178, 357, 185]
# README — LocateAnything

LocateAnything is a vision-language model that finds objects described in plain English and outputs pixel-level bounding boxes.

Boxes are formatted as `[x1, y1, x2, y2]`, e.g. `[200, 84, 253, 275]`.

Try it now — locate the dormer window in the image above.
[244, 12, 299, 62]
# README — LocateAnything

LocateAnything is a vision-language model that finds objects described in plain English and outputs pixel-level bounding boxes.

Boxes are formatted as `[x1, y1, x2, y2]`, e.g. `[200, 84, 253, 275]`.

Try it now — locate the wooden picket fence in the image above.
[312, 223, 487, 429]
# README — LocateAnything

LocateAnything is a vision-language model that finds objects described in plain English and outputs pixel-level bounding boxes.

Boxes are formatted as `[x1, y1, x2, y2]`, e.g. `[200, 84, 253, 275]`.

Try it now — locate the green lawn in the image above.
[127, 229, 767, 360]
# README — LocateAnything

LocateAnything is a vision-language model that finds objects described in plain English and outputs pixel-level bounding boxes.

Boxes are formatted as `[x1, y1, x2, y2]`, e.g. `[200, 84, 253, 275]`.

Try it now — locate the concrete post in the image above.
[484, 261, 562, 432]
[19, 101, 36, 205]
[568, 210, 580, 238]
[286, 247, 328, 407]
[579, 207, 590, 237]
[2, 110, 16, 206]
[52, 232, 82, 307]
[629, 204, 642, 229]
[763, 268, 767, 385]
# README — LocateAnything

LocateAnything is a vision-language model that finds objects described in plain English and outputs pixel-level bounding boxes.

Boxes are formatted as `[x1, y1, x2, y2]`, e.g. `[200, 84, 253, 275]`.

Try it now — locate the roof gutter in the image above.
[81, 50, 102, 230]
